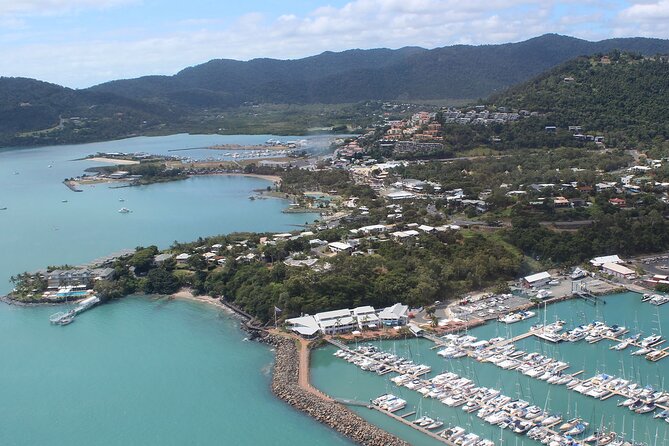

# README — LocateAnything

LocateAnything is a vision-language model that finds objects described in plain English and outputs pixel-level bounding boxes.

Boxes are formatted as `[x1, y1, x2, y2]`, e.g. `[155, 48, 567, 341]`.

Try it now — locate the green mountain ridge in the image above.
[3, 33, 669, 147]
[90, 34, 669, 106]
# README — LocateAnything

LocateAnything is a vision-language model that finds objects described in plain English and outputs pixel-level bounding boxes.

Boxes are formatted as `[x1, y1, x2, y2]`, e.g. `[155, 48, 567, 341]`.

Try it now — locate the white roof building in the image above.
[314, 308, 357, 334]
[353, 306, 380, 328]
[285, 303, 409, 336]
[357, 224, 387, 234]
[284, 315, 320, 337]
[391, 230, 420, 240]
[387, 191, 416, 200]
[590, 255, 623, 267]
[378, 303, 409, 326]
[328, 241, 353, 253]
[523, 271, 552, 286]
[602, 262, 636, 279]
[435, 224, 461, 231]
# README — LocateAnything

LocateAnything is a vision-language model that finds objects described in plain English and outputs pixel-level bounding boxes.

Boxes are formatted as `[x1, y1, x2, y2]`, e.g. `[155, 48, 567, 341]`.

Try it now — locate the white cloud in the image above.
[613, 0, 669, 37]
[620, 0, 669, 21]
[0, 0, 136, 16]
[0, 0, 662, 87]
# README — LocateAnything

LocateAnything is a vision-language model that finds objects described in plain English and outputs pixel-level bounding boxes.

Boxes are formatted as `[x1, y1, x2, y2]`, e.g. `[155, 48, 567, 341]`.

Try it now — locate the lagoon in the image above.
[0, 134, 350, 446]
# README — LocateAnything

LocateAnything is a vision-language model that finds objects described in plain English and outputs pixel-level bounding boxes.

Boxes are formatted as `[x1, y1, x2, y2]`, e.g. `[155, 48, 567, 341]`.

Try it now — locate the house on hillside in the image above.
[328, 241, 353, 254]
[175, 253, 191, 265]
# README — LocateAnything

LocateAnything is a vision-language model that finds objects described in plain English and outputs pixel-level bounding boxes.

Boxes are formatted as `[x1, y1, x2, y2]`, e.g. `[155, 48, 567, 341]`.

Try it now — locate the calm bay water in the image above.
[0, 133, 323, 292]
[312, 293, 669, 445]
[0, 135, 350, 446]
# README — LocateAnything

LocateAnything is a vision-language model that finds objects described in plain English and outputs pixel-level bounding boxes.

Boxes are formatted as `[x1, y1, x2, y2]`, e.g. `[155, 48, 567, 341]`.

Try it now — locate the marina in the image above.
[312, 291, 669, 445]
[334, 343, 629, 445]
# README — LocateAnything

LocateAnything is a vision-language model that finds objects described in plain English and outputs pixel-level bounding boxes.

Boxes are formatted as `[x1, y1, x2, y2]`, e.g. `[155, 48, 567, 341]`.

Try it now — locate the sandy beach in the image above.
[170, 289, 234, 314]
[221, 172, 282, 183]
[86, 157, 140, 165]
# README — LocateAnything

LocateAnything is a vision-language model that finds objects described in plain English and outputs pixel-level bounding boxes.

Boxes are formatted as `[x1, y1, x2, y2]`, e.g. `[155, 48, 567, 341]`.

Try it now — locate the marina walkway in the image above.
[298, 338, 332, 401]
[370, 406, 458, 446]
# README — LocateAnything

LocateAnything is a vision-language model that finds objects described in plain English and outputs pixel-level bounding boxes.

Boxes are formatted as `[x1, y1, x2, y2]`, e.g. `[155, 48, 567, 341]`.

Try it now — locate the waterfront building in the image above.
[283, 315, 320, 338]
[353, 306, 380, 329]
[602, 262, 636, 279]
[315, 309, 357, 334]
[46, 267, 115, 289]
[378, 303, 409, 326]
[285, 303, 408, 336]
[590, 254, 623, 267]
[522, 271, 552, 288]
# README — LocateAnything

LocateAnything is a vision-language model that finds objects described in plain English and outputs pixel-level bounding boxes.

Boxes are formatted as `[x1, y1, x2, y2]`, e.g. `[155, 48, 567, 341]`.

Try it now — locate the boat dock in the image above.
[370, 406, 459, 446]
[575, 291, 604, 305]
[49, 295, 100, 325]
[326, 339, 432, 378]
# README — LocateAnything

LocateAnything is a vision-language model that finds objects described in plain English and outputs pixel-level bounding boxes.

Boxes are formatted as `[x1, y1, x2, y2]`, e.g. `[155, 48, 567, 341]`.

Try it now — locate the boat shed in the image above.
[602, 262, 636, 280]
[590, 255, 622, 267]
[522, 271, 552, 288]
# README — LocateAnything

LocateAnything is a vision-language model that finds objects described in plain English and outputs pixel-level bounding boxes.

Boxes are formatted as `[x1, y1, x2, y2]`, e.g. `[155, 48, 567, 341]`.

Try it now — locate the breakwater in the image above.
[262, 333, 410, 446]
[63, 180, 83, 192]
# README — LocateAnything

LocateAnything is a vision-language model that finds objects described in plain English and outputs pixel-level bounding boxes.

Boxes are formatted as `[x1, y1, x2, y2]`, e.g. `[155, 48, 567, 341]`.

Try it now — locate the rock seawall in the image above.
[262, 334, 410, 446]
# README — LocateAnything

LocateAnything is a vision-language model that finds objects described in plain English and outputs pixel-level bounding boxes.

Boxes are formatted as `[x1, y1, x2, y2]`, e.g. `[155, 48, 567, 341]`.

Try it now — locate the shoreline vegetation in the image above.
[65, 148, 294, 190]
[63, 171, 282, 190]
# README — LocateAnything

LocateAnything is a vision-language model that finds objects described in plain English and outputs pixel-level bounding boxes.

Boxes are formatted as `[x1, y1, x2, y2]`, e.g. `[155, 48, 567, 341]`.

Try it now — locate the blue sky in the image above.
[1, 0, 668, 88]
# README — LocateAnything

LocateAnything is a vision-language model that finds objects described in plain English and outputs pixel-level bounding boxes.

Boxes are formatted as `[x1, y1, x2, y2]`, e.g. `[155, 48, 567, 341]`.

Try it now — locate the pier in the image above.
[370, 406, 459, 446]
[49, 295, 100, 325]
[63, 180, 83, 192]
[575, 291, 604, 305]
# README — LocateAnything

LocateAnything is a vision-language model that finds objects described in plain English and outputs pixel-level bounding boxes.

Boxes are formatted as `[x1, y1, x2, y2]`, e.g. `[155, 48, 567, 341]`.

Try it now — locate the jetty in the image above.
[63, 180, 83, 192]
[370, 406, 459, 446]
[327, 339, 431, 378]
[49, 295, 100, 325]
[575, 291, 604, 305]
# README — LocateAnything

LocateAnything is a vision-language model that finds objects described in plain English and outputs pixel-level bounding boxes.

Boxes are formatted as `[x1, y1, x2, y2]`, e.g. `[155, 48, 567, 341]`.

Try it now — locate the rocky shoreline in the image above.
[0, 294, 76, 307]
[260, 333, 410, 446]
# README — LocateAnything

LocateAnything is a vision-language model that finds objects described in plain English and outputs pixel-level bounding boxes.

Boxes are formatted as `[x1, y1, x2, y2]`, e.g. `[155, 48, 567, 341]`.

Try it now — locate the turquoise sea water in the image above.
[312, 294, 669, 445]
[0, 135, 350, 446]
[0, 297, 350, 445]
[0, 134, 322, 292]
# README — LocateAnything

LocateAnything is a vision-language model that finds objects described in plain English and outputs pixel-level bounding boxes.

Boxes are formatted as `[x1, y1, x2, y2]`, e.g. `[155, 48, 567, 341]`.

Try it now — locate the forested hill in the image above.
[490, 52, 669, 145]
[4, 34, 669, 147]
[90, 34, 669, 107]
[0, 77, 174, 145]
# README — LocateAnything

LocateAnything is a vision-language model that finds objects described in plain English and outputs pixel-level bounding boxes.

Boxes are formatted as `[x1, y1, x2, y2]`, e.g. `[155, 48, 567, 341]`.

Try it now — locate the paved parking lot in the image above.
[632, 254, 669, 276]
